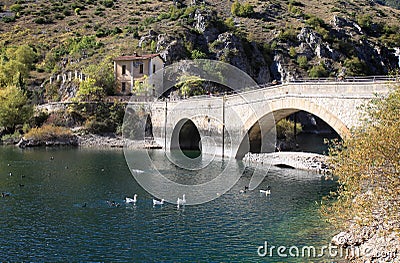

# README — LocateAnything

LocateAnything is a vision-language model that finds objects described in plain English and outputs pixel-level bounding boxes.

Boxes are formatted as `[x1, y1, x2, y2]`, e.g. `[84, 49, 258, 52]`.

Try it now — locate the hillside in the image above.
[1, 0, 400, 96]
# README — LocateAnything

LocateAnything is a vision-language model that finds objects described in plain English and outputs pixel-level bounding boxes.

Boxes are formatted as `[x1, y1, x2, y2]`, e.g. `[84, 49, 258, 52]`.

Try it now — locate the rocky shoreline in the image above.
[331, 223, 399, 262]
[2, 133, 162, 149]
[76, 134, 161, 149]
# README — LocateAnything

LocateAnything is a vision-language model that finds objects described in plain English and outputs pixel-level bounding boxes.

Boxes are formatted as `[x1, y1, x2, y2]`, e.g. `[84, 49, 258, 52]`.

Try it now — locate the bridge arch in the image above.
[236, 97, 350, 159]
[170, 118, 202, 158]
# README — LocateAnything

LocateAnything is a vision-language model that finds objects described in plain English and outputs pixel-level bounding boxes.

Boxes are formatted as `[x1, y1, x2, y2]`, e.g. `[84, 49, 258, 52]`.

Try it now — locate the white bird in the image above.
[177, 194, 186, 208]
[153, 198, 164, 206]
[125, 194, 137, 204]
[260, 189, 271, 195]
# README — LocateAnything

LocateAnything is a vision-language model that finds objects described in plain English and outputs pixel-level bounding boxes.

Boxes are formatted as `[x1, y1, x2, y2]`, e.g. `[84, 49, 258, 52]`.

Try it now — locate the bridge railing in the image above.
[155, 75, 399, 101]
[285, 76, 398, 83]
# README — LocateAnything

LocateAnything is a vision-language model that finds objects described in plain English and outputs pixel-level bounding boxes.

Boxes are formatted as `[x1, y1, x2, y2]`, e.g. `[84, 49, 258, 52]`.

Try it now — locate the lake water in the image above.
[0, 146, 339, 262]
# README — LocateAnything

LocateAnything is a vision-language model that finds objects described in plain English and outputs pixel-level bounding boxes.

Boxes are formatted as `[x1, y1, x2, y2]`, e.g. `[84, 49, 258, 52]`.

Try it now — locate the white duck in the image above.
[260, 189, 271, 195]
[260, 186, 271, 196]
[177, 194, 186, 208]
[153, 198, 164, 206]
[125, 194, 137, 204]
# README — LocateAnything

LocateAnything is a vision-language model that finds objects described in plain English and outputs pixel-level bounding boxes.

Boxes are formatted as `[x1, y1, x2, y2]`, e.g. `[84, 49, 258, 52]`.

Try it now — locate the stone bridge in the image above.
[147, 79, 397, 159]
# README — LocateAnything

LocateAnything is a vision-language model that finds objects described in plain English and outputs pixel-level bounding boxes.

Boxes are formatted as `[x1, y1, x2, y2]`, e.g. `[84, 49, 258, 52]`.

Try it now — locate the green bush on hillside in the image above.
[231, 1, 254, 18]
[297, 55, 308, 69]
[308, 64, 328, 78]
[344, 56, 369, 76]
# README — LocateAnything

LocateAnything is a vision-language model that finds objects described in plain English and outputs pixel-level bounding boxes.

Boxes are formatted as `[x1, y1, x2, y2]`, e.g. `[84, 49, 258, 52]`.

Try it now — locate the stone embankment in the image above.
[77, 134, 161, 149]
[12, 134, 161, 149]
[243, 151, 330, 174]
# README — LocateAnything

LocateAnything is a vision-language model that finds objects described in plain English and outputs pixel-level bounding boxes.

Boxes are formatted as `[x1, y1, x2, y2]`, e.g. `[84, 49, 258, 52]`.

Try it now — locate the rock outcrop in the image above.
[211, 32, 271, 84]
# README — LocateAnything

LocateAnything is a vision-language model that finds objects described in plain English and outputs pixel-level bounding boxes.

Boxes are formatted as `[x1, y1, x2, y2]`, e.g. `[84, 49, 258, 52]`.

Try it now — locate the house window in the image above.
[121, 82, 126, 92]
[139, 64, 143, 74]
[122, 65, 126, 75]
[153, 64, 156, 74]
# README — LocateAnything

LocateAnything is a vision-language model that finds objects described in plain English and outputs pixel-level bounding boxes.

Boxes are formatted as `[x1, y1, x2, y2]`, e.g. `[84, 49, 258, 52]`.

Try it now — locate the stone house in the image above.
[113, 53, 164, 95]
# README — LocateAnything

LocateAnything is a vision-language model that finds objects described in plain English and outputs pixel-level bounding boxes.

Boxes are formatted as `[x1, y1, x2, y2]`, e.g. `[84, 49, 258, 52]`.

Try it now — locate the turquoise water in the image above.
[0, 146, 338, 262]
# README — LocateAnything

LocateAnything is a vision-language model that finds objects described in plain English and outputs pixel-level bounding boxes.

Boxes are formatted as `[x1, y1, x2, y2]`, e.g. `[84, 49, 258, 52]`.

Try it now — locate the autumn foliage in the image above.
[323, 83, 400, 233]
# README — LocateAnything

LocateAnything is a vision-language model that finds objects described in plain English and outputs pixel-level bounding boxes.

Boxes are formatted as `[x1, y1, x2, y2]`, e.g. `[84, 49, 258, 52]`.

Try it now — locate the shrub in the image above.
[10, 4, 23, 13]
[305, 15, 325, 28]
[2, 16, 16, 23]
[54, 13, 65, 20]
[101, 0, 114, 8]
[224, 17, 235, 30]
[231, 1, 254, 17]
[344, 56, 368, 76]
[277, 27, 298, 42]
[191, 49, 207, 59]
[34, 17, 52, 24]
[308, 64, 328, 78]
[322, 85, 400, 230]
[289, 47, 296, 57]
[24, 124, 73, 141]
[143, 16, 155, 26]
[84, 118, 116, 134]
[1, 131, 22, 144]
[74, 8, 82, 15]
[157, 12, 170, 20]
[357, 14, 373, 31]
[31, 110, 50, 128]
[63, 10, 72, 16]
[297, 55, 308, 69]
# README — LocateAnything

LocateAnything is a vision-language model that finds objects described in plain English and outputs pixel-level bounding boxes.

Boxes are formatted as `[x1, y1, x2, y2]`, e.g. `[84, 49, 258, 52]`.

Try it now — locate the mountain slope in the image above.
[0, 0, 399, 94]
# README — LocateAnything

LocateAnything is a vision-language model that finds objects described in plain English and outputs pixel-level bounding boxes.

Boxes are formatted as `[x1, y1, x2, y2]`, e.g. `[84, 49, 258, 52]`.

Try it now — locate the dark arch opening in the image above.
[171, 119, 201, 159]
[145, 115, 153, 138]
[242, 110, 341, 157]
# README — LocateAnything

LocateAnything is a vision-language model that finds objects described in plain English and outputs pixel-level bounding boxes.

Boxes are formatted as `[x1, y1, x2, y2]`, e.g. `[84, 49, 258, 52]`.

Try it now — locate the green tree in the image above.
[133, 75, 151, 95]
[289, 47, 297, 57]
[0, 85, 33, 133]
[323, 84, 400, 230]
[176, 75, 204, 97]
[82, 56, 116, 96]
[191, 49, 207, 59]
[75, 78, 104, 102]
[12, 45, 37, 69]
[0, 45, 36, 86]
[344, 56, 369, 76]
[308, 63, 328, 78]
[297, 55, 308, 69]
[231, 1, 241, 16]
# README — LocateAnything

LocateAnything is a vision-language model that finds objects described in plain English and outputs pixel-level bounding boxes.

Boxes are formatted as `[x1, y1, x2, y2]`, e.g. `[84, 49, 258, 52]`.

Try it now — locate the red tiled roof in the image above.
[114, 54, 160, 61]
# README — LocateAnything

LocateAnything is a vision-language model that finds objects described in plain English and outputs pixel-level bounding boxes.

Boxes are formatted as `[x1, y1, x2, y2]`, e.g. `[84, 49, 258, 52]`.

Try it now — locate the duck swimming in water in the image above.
[1, 192, 11, 198]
